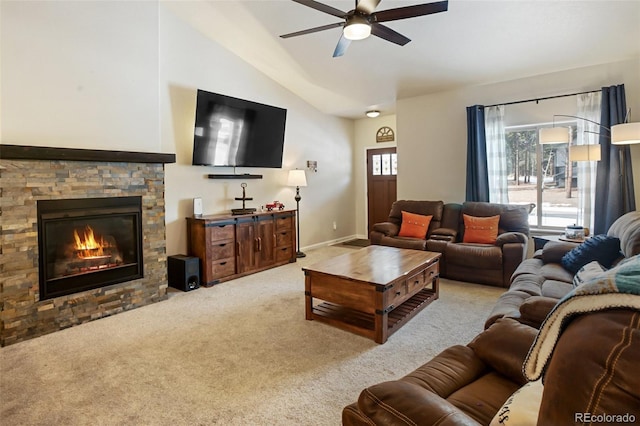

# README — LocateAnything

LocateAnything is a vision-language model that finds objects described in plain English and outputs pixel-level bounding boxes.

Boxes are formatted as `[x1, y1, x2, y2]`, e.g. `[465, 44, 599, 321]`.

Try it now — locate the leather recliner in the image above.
[343, 308, 640, 425]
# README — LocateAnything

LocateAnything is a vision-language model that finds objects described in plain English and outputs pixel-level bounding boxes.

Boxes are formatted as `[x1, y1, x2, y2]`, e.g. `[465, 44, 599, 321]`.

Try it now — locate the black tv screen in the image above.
[192, 89, 287, 168]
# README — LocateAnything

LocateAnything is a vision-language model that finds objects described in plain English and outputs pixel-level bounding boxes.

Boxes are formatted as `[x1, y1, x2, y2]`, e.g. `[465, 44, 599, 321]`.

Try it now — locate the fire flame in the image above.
[73, 226, 112, 258]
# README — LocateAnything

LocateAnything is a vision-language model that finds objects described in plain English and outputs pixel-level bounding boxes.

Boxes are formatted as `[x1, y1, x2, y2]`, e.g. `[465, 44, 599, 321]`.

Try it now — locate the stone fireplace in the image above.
[0, 145, 175, 346]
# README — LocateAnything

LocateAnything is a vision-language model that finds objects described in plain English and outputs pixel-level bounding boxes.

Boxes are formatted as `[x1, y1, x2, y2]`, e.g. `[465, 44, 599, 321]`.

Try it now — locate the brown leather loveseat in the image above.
[370, 201, 531, 287]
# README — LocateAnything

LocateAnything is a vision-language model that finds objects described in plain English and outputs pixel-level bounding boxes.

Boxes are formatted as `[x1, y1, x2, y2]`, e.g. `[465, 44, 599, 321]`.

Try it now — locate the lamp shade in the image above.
[569, 144, 601, 162]
[539, 127, 570, 144]
[287, 169, 307, 187]
[611, 122, 640, 145]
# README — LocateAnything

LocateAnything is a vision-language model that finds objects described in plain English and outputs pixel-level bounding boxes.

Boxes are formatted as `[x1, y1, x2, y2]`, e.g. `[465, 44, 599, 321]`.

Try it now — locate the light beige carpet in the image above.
[0, 245, 504, 425]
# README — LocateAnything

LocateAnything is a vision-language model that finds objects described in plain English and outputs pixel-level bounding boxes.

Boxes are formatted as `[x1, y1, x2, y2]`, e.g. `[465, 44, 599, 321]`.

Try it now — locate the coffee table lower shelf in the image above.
[310, 288, 438, 342]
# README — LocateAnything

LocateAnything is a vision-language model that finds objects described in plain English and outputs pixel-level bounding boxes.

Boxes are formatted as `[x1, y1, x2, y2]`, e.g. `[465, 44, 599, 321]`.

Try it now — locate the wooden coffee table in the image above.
[302, 246, 441, 344]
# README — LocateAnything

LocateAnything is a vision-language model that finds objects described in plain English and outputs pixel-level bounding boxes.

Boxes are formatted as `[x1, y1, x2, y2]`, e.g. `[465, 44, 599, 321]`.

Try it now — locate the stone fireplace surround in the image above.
[0, 145, 176, 346]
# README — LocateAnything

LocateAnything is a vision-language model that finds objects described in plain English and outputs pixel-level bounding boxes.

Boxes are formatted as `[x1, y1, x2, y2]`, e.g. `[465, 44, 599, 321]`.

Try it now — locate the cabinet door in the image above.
[236, 221, 256, 274]
[256, 217, 276, 268]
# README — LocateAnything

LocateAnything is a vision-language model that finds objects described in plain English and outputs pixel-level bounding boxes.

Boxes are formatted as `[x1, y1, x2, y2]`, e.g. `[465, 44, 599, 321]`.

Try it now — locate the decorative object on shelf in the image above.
[287, 169, 307, 258]
[265, 201, 285, 211]
[376, 126, 395, 143]
[307, 160, 317, 172]
[231, 183, 257, 215]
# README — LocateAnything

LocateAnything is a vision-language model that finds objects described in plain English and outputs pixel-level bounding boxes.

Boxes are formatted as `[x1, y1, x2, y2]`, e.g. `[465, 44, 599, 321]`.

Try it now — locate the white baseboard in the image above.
[301, 234, 366, 252]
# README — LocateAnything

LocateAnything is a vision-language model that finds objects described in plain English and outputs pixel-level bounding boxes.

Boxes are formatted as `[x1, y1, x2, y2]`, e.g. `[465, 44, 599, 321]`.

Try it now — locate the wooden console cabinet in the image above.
[187, 210, 296, 286]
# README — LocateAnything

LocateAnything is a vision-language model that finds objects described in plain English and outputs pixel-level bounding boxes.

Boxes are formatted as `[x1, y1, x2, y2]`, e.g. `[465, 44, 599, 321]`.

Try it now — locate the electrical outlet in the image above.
[333, 221, 337, 230]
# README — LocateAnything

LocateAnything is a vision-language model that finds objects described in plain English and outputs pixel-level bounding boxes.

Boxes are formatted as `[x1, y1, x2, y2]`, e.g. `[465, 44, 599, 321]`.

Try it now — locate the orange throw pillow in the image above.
[463, 214, 500, 244]
[398, 211, 433, 239]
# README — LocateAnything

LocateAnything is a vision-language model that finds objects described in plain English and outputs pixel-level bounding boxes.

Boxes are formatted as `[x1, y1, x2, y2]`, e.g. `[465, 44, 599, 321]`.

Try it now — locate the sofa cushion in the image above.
[448, 372, 520, 426]
[388, 200, 444, 228]
[498, 207, 530, 235]
[398, 211, 432, 239]
[540, 263, 573, 284]
[541, 280, 573, 299]
[511, 258, 544, 279]
[607, 210, 640, 258]
[463, 214, 500, 244]
[380, 235, 427, 251]
[540, 241, 577, 264]
[509, 274, 545, 297]
[446, 243, 503, 269]
[560, 234, 622, 274]
[469, 318, 537, 386]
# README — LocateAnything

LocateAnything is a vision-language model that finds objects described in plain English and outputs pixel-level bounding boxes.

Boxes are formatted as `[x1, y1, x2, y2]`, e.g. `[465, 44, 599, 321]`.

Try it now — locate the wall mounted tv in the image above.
[192, 89, 287, 168]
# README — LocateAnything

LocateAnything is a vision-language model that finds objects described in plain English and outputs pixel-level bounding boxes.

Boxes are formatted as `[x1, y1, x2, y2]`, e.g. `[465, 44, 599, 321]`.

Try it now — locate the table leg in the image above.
[304, 273, 313, 320]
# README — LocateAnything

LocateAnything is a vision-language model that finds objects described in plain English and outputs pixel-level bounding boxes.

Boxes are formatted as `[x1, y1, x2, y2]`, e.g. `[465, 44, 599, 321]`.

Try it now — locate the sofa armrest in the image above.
[540, 241, 577, 264]
[495, 232, 528, 247]
[429, 227, 457, 242]
[346, 380, 481, 426]
[518, 296, 559, 328]
[372, 221, 399, 237]
[468, 318, 537, 386]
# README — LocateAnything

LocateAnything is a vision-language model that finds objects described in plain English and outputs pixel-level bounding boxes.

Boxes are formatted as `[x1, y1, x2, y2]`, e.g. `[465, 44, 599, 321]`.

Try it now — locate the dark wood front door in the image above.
[367, 147, 397, 236]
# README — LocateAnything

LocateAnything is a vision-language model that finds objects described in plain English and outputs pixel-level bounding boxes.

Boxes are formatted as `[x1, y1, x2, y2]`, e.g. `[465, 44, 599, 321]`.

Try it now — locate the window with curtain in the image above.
[505, 123, 578, 228]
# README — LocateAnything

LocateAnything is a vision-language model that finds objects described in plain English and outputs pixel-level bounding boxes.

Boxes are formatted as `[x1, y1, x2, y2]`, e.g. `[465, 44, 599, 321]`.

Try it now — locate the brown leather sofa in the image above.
[343, 307, 640, 425]
[370, 200, 531, 287]
[486, 210, 640, 329]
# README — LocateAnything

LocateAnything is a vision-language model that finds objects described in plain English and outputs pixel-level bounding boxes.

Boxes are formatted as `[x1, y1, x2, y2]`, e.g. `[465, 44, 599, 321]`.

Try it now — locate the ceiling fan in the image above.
[280, 0, 448, 57]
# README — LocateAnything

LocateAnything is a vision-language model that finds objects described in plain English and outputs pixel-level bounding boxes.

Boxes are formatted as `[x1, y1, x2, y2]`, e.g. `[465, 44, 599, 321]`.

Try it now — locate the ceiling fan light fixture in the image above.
[366, 110, 380, 118]
[343, 15, 371, 40]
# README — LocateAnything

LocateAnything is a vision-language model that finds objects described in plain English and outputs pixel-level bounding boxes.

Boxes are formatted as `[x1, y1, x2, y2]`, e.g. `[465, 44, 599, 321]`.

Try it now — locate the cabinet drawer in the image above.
[275, 215, 293, 230]
[206, 224, 235, 241]
[407, 262, 439, 292]
[387, 281, 410, 309]
[210, 240, 234, 259]
[209, 257, 235, 279]
[276, 246, 293, 262]
[276, 230, 292, 247]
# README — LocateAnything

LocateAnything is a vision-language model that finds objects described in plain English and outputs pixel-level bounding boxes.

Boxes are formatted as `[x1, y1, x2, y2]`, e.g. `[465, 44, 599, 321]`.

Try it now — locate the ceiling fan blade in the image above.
[291, 0, 347, 19]
[371, 23, 410, 46]
[373, 1, 448, 23]
[281, 22, 344, 39]
[333, 34, 352, 57]
[356, 0, 381, 15]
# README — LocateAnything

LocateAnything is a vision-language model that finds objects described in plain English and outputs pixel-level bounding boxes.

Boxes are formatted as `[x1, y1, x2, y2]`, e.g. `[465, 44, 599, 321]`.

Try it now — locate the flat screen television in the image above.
[192, 89, 287, 168]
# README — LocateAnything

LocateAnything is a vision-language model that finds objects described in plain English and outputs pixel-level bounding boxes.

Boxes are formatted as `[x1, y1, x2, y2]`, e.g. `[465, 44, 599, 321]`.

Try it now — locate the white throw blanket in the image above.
[524, 255, 640, 380]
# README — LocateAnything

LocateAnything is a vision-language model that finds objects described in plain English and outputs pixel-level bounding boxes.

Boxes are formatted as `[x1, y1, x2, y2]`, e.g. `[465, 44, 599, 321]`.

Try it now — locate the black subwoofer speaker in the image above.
[168, 255, 200, 291]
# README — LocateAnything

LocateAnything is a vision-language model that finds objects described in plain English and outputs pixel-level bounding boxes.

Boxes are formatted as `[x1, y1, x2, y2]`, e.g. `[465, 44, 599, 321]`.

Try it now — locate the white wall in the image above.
[160, 5, 356, 255]
[397, 58, 640, 204]
[1, 1, 357, 257]
[1, 1, 160, 150]
[353, 114, 397, 237]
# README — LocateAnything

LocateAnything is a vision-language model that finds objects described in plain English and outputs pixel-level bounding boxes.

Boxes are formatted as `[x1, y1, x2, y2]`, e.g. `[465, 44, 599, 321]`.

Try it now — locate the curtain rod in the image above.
[484, 89, 601, 108]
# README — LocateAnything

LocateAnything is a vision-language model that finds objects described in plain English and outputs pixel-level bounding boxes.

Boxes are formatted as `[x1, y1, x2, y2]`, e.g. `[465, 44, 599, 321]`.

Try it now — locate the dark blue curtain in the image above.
[466, 105, 489, 202]
[593, 84, 636, 234]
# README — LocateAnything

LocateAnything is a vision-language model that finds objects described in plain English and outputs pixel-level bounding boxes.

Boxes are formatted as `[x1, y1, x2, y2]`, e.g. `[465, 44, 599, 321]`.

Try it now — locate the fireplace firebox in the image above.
[37, 197, 144, 300]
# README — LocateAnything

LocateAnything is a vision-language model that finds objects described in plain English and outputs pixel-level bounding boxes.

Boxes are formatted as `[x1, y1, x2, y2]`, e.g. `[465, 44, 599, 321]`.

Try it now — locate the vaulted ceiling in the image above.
[166, 1, 640, 119]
